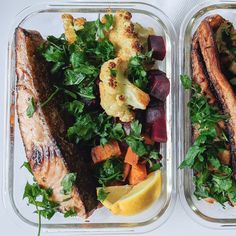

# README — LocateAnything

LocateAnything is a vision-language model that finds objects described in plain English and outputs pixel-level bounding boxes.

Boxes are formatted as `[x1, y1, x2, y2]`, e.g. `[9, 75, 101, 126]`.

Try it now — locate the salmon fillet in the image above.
[15, 27, 97, 218]
[191, 15, 225, 106]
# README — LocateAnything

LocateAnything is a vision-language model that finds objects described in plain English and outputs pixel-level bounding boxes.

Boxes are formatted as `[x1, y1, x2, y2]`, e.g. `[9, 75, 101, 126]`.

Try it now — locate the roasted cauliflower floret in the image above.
[99, 58, 150, 122]
[134, 23, 155, 51]
[108, 11, 141, 61]
[62, 14, 86, 44]
[73, 17, 86, 31]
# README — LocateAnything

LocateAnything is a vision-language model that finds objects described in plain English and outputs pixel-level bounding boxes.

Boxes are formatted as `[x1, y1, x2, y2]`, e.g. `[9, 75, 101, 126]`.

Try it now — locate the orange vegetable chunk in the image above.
[91, 140, 121, 164]
[128, 164, 147, 185]
[124, 147, 139, 166]
[123, 163, 131, 181]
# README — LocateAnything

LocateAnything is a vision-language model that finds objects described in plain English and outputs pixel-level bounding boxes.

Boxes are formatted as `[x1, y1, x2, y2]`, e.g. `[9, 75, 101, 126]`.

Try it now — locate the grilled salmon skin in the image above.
[15, 27, 98, 218]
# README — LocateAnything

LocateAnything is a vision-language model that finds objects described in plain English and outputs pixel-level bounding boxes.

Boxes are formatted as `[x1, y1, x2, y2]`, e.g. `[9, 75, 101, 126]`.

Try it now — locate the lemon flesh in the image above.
[97, 170, 162, 216]
[97, 185, 133, 209]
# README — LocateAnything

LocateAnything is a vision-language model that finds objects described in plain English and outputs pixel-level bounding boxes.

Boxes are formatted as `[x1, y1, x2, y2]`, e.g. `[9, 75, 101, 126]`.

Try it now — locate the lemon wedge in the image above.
[97, 170, 162, 216]
[97, 185, 133, 209]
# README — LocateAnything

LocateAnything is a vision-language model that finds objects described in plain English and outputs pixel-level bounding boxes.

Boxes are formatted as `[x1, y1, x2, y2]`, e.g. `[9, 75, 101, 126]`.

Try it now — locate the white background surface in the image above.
[1, 0, 236, 235]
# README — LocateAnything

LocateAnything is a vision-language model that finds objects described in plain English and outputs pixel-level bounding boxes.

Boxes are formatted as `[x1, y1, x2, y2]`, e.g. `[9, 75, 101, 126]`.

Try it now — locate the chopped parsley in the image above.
[179, 75, 235, 206]
[39, 15, 116, 146]
[128, 50, 153, 91]
[64, 100, 84, 116]
[61, 173, 77, 195]
[125, 120, 161, 171]
[21, 161, 33, 175]
[22, 161, 59, 236]
[96, 158, 124, 186]
[97, 188, 110, 202]
[67, 112, 125, 145]
[125, 120, 148, 156]
[26, 97, 35, 118]
[64, 208, 77, 218]
[39, 17, 115, 102]
[110, 68, 117, 77]
[95, 14, 113, 39]
[23, 182, 59, 236]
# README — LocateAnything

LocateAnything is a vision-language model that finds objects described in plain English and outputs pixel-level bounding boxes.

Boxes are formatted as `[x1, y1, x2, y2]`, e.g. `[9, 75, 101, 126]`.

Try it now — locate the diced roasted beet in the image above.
[148, 69, 166, 77]
[146, 101, 167, 143]
[146, 101, 165, 124]
[152, 116, 167, 142]
[148, 35, 166, 60]
[148, 70, 170, 101]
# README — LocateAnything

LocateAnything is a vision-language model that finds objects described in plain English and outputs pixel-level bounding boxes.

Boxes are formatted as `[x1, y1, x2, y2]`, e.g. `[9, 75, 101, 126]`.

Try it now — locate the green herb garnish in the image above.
[21, 161, 33, 175]
[125, 120, 162, 170]
[61, 173, 77, 195]
[26, 97, 35, 118]
[149, 162, 162, 172]
[39, 17, 116, 143]
[179, 75, 233, 206]
[95, 14, 113, 39]
[125, 120, 148, 156]
[128, 50, 153, 91]
[180, 74, 192, 89]
[96, 158, 123, 186]
[67, 112, 125, 145]
[64, 208, 77, 218]
[23, 182, 59, 236]
[97, 188, 110, 202]
[110, 69, 117, 77]
[64, 100, 84, 116]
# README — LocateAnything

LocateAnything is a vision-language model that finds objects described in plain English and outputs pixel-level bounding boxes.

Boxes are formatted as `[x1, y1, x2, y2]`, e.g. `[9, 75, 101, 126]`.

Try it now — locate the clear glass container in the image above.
[179, 0, 236, 229]
[3, 1, 177, 234]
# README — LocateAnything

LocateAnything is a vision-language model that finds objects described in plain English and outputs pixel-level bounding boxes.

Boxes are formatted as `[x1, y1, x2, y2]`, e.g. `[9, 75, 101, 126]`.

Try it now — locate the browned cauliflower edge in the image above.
[99, 58, 150, 122]
[62, 14, 86, 44]
[108, 11, 141, 61]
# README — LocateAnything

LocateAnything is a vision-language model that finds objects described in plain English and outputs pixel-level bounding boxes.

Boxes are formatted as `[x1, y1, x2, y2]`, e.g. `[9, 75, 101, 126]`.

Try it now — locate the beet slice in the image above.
[148, 35, 166, 60]
[148, 69, 166, 77]
[152, 116, 167, 142]
[148, 70, 170, 101]
[146, 101, 167, 143]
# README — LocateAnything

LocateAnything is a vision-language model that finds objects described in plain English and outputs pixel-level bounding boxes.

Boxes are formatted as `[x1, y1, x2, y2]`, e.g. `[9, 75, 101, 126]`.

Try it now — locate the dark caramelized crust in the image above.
[191, 32, 216, 105]
[15, 27, 97, 217]
[205, 14, 225, 31]
[191, 15, 226, 106]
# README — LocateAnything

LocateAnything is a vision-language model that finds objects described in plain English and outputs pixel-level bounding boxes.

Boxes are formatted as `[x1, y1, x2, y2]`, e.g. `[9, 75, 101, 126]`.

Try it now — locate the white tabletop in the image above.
[1, 0, 236, 235]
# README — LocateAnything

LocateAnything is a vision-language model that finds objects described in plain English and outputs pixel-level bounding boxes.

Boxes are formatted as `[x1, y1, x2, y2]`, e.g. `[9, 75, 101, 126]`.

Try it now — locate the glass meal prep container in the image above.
[3, 1, 177, 234]
[179, 0, 236, 229]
